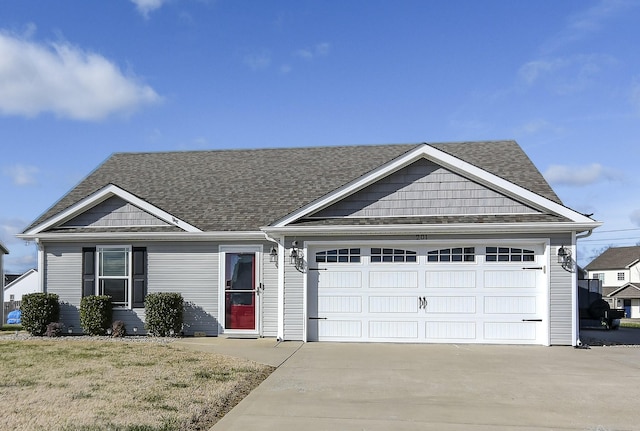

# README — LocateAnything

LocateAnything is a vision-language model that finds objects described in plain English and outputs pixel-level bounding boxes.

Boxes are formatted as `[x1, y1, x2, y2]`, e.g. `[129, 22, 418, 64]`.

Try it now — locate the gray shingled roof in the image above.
[25, 141, 563, 233]
[584, 246, 640, 271]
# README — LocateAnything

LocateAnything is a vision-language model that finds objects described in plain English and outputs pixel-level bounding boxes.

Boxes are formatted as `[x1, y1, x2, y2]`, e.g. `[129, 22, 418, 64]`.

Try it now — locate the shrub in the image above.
[111, 320, 126, 337]
[80, 295, 113, 336]
[21, 293, 60, 336]
[45, 322, 63, 337]
[145, 293, 184, 336]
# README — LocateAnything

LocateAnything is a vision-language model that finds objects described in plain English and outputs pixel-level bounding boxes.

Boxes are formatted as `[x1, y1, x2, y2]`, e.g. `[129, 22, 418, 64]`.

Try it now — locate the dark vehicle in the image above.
[578, 279, 624, 330]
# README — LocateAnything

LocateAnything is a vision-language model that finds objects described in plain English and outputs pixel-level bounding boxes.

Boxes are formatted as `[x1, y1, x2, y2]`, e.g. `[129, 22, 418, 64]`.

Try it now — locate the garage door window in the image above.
[371, 248, 417, 263]
[316, 248, 361, 263]
[486, 247, 535, 262]
[427, 247, 475, 262]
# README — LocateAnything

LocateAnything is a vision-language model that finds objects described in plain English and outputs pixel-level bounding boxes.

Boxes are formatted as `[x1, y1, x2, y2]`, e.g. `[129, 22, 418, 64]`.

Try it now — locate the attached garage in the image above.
[307, 242, 549, 344]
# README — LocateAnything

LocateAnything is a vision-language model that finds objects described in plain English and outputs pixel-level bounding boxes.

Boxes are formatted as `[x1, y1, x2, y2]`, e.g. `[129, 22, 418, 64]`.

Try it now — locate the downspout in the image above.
[263, 231, 285, 341]
[573, 229, 592, 347]
[35, 238, 45, 293]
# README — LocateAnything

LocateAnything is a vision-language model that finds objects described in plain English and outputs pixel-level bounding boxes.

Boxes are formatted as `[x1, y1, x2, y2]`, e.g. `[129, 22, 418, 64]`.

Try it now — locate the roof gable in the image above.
[24, 184, 200, 235]
[308, 158, 541, 219]
[273, 143, 592, 227]
[585, 246, 640, 271]
[607, 283, 640, 299]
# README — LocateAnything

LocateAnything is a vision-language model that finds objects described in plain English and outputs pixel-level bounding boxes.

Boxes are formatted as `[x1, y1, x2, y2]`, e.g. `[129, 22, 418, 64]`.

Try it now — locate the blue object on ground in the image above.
[6, 309, 21, 324]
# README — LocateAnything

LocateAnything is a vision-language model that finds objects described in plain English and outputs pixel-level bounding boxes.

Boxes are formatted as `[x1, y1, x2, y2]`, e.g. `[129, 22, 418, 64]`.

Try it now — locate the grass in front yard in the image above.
[620, 321, 640, 329]
[0, 339, 274, 431]
[0, 324, 23, 332]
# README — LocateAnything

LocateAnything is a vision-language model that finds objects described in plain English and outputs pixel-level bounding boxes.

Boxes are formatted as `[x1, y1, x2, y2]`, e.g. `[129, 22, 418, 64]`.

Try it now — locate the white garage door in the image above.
[307, 243, 549, 344]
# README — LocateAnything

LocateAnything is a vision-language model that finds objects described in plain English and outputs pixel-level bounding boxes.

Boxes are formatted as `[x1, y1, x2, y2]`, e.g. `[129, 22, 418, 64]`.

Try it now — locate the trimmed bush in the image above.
[80, 295, 113, 336]
[145, 293, 184, 336]
[21, 293, 60, 336]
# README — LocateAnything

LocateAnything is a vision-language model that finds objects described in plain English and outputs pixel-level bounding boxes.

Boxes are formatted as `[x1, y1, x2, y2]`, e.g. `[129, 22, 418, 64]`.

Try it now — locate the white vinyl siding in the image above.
[261, 244, 279, 337]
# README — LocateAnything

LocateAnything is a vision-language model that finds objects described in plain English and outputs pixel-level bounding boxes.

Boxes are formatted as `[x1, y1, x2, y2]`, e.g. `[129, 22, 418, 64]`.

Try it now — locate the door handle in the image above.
[418, 297, 427, 310]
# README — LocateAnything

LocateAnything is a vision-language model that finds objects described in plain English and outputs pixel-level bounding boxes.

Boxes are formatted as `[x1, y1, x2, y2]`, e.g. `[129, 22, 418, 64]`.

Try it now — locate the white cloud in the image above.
[543, 163, 623, 186]
[2, 164, 39, 186]
[131, 0, 168, 18]
[294, 42, 330, 60]
[542, 0, 637, 53]
[243, 50, 271, 70]
[279, 64, 292, 74]
[0, 31, 161, 120]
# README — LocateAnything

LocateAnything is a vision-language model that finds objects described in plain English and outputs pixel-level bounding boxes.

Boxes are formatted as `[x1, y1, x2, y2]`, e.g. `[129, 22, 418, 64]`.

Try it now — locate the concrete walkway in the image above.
[194, 341, 640, 431]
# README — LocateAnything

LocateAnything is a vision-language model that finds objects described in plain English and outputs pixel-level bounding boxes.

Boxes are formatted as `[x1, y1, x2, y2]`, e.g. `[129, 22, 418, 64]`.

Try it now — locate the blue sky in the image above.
[1, 0, 639, 273]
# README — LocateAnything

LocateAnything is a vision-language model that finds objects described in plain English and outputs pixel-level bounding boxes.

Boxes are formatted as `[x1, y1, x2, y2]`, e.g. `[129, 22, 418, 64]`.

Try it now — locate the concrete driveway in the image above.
[211, 342, 640, 431]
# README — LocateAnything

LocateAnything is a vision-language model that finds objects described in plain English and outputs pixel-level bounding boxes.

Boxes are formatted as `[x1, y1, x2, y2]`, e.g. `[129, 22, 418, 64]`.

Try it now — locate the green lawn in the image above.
[0, 337, 273, 431]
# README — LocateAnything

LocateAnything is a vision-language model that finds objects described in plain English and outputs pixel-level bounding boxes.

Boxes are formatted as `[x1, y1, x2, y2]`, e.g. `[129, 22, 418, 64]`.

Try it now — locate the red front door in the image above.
[224, 253, 256, 330]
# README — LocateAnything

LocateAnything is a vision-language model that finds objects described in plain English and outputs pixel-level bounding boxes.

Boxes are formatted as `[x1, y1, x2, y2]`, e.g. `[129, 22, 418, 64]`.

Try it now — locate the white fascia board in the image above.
[262, 221, 602, 236]
[0, 241, 8, 254]
[23, 184, 201, 235]
[625, 258, 640, 269]
[17, 231, 266, 242]
[272, 144, 597, 227]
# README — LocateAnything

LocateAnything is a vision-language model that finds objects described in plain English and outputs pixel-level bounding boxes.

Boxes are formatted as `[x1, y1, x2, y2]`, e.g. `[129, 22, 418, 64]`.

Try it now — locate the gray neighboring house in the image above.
[18, 141, 601, 345]
[585, 246, 640, 318]
[0, 242, 8, 325]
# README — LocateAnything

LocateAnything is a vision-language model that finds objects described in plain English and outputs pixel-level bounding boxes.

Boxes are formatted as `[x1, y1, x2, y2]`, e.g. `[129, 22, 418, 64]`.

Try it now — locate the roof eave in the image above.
[16, 231, 267, 242]
[262, 221, 603, 236]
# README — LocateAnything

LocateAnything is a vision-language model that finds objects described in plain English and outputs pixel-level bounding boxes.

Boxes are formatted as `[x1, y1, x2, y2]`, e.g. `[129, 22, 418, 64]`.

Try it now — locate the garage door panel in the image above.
[425, 321, 476, 339]
[484, 270, 536, 288]
[484, 322, 537, 340]
[425, 271, 476, 288]
[424, 296, 476, 313]
[318, 320, 362, 338]
[318, 271, 362, 288]
[308, 243, 548, 345]
[369, 296, 419, 313]
[484, 296, 537, 314]
[369, 271, 418, 288]
[318, 296, 362, 313]
[369, 321, 419, 338]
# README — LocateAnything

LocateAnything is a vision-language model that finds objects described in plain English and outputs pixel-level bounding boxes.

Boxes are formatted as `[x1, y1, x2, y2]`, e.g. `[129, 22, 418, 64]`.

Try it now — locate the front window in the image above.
[593, 273, 604, 282]
[618, 272, 625, 281]
[97, 246, 130, 306]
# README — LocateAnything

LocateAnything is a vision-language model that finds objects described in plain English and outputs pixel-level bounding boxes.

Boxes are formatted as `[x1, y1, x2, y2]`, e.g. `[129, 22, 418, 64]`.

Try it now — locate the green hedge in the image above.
[80, 295, 113, 335]
[145, 292, 183, 336]
[21, 293, 60, 336]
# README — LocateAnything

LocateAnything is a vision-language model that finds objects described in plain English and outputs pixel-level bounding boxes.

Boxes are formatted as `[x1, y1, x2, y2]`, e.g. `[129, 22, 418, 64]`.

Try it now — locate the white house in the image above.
[585, 246, 640, 318]
[17, 141, 601, 345]
[4, 269, 39, 303]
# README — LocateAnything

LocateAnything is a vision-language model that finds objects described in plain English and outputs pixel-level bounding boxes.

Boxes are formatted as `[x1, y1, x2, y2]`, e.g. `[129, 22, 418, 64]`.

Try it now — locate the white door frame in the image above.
[219, 245, 262, 335]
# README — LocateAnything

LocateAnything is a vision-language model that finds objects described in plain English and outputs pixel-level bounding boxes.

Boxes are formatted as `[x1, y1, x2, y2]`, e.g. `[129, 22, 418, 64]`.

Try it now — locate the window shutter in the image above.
[82, 247, 96, 297]
[132, 247, 147, 308]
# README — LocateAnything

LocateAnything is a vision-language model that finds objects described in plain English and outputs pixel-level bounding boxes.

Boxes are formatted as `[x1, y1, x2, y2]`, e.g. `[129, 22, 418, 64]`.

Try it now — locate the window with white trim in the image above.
[97, 246, 131, 307]
[371, 248, 417, 263]
[315, 248, 361, 263]
[592, 273, 604, 282]
[486, 247, 535, 262]
[427, 247, 475, 262]
[618, 272, 625, 281]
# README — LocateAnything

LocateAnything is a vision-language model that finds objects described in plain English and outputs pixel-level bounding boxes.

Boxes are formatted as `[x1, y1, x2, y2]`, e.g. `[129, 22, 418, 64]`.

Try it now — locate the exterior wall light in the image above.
[67, 325, 74, 334]
[557, 245, 574, 272]
[269, 246, 278, 264]
[290, 241, 305, 272]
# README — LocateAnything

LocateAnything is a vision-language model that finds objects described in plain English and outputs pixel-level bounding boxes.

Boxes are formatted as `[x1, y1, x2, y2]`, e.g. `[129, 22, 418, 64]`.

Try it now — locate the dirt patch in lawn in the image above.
[0, 338, 274, 431]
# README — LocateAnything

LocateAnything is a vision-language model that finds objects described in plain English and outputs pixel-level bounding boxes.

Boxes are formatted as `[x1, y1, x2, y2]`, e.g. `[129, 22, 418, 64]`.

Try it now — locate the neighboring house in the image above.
[585, 246, 640, 318]
[17, 141, 601, 345]
[0, 242, 8, 325]
[4, 269, 39, 303]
